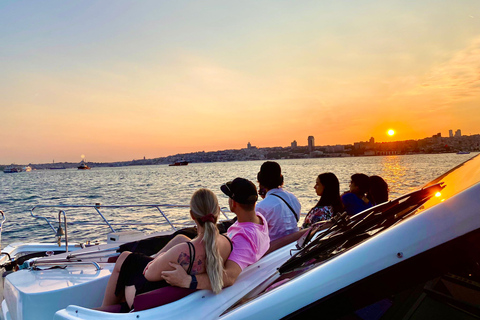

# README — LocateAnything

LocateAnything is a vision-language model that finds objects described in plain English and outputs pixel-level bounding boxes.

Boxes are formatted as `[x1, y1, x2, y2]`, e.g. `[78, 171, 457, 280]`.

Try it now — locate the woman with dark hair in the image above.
[302, 172, 344, 228]
[367, 175, 389, 206]
[101, 188, 232, 312]
[341, 173, 372, 216]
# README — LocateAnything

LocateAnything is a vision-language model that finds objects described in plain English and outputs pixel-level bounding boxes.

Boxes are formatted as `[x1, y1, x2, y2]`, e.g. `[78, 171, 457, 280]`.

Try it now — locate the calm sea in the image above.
[0, 153, 477, 247]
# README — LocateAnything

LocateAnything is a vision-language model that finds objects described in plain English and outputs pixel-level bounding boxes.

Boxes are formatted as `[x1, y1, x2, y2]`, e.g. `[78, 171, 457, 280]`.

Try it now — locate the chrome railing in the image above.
[0, 210, 6, 249]
[30, 204, 233, 237]
[31, 260, 102, 271]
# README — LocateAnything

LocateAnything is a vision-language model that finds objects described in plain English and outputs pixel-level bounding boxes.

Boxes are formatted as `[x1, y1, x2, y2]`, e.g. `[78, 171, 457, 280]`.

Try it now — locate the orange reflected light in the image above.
[435, 192, 442, 197]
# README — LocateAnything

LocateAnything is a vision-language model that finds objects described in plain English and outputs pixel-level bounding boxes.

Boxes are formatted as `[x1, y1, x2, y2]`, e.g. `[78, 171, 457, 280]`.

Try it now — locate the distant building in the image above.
[308, 136, 315, 152]
[247, 142, 252, 149]
[455, 129, 461, 137]
[291, 140, 297, 148]
[369, 137, 375, 144]
[449, 130, 453, 138]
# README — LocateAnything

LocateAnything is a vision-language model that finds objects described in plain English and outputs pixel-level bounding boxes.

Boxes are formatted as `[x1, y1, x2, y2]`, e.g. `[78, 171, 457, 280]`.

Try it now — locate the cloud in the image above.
[415, 37, 480, 104]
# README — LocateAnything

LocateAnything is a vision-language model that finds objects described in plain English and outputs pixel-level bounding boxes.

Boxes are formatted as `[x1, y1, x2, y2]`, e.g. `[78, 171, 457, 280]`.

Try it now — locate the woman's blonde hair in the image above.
[190, 188, 224, 293]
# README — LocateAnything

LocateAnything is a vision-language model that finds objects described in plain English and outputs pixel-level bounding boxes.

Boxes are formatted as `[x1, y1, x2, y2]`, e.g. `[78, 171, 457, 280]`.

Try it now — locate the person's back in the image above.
[256, 188, 300, 241]
[256, 161, 301, 241]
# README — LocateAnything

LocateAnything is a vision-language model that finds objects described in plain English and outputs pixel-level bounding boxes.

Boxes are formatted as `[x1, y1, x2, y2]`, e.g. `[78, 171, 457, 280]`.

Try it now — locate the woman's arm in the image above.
[143, 242, 190, 281]
[162, 259, 242, 289]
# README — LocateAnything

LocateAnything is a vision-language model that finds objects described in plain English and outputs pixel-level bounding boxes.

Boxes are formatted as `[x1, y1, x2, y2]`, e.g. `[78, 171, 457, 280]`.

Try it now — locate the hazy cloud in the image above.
[417, 37, 480, 103]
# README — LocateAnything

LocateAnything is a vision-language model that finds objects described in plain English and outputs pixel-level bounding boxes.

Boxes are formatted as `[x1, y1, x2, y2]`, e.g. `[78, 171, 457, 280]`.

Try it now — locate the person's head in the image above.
[189, 188, 224, 294]
[257, 161, 284, 192]
[349, 173, 370, 196]
[190, 188, 220, 225]
[221, 178, 258, 212]
[368, 175, 389, 205]
[316, 172, 343, 212]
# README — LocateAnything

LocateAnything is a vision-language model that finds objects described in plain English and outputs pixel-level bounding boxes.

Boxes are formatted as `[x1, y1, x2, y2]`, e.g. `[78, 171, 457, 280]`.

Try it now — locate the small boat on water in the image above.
[3, 166, 21, 173]
[0, 154, 479, 320]
[168, 161, 189, 166]
[78, 160, 91, 170]
[3, 166, 31, 173]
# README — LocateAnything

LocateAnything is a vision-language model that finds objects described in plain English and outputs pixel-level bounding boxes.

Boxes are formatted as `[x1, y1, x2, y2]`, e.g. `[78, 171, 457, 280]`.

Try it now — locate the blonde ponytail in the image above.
[203, 220, 224, 293]
[190, 189, 224, 293]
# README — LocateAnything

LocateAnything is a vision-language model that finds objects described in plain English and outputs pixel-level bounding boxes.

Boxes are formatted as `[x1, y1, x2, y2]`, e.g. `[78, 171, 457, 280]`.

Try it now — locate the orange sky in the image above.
[1, 1, 479, 164]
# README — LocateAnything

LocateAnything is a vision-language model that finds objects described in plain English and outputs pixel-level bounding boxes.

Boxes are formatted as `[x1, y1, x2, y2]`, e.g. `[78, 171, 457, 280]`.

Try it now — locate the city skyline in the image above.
[3, 128, 477, 166]
[1, 1, 480, 164]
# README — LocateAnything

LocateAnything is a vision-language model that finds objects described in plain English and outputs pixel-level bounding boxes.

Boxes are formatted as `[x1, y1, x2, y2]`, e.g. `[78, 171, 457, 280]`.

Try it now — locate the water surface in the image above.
[0, 153, 476, 246]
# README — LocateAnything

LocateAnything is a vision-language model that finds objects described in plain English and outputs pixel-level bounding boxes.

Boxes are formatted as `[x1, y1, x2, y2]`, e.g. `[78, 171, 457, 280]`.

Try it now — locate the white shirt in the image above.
[255, 188, 301, 241]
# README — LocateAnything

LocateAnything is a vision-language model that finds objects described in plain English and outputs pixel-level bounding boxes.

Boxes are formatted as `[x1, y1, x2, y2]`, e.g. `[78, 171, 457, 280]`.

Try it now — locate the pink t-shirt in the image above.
[227, 213, 270, 270]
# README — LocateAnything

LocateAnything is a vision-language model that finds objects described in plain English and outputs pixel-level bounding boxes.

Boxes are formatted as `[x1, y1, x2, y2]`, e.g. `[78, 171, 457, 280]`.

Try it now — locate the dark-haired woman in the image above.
[302, 172, 344, 228]
[341, 173, 372, 216]
[367, 175, 389, 206]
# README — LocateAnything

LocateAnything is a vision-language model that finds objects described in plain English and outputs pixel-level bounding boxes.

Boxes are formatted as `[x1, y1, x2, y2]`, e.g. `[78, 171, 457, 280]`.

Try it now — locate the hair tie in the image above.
[199, 214, 216, 224]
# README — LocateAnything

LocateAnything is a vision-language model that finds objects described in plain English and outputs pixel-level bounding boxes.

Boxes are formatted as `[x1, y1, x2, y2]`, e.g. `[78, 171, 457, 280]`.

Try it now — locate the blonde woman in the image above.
[101, 188, 232, 312]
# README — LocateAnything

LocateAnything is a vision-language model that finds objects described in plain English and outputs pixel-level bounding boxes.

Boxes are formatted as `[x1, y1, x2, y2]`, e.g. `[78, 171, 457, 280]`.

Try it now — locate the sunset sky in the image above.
[1, 1, 479, 164]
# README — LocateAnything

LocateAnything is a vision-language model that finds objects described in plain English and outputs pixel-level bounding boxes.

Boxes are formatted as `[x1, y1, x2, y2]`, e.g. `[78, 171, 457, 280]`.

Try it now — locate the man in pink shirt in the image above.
[162, 178, 270, 290]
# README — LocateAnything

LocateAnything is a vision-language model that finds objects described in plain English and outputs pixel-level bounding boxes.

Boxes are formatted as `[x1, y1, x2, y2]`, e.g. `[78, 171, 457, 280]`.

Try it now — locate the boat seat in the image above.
[134, 286, 197, 311]
[97, 287, 197, 313]
[263, 228, 310, 256]
[107, 256, 119, 263]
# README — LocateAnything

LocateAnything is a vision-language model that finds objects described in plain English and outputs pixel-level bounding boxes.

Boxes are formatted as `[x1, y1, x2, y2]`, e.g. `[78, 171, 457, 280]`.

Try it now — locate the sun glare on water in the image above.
[387, 129, 395, 136]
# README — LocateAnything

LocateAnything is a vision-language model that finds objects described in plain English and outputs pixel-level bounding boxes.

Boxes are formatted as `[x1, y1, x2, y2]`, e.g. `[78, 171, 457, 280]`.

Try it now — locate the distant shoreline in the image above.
[2, 150, 477, 171]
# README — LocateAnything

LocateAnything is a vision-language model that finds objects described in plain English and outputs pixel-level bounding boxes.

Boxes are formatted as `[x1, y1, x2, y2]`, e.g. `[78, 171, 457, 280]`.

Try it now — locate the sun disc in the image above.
[387, 129, 395, 136]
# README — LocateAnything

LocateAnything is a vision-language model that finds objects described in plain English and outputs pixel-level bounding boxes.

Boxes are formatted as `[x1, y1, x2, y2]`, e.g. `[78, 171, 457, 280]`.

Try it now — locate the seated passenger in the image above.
[255, 161, 301, 241]
[367, 175, 389, 206]
[341, 173, 372, 216]
[302, 172, 344, 228]
[101, 188, 232, 311]
[162, 177, 270, 290]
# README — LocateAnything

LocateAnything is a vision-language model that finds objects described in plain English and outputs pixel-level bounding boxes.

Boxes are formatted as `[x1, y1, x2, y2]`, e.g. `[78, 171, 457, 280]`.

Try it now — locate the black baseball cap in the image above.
[220, 178, 258, 204]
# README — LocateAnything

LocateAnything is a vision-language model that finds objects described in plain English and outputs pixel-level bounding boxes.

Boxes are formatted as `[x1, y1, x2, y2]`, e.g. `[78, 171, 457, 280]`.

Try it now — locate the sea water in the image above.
[0, 153, 477, 246]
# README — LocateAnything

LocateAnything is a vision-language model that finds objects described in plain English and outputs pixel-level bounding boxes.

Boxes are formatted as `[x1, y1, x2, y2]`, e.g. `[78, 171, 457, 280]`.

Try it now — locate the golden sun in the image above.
[387, 129, 395, 136]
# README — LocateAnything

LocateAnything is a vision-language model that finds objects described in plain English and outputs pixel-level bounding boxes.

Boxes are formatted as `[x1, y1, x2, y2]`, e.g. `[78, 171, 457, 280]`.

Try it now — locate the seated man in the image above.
[256, 161, 301, 241]
[162, 177, 270, 290]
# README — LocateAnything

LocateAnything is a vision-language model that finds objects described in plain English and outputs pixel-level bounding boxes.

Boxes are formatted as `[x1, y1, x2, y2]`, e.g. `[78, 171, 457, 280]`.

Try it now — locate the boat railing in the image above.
[30, 204, 233, 236]
[31, 259, 103, 271]
[0, 210, 6, 248]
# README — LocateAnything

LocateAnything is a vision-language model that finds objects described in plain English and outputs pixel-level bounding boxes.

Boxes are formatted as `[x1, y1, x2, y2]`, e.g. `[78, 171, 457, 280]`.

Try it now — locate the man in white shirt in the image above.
[255, 161, 301, 241]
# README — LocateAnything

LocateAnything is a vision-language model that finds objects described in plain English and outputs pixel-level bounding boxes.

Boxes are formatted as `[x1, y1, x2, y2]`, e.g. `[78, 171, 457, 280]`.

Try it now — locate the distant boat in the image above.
[456, 151, 470, 154]
[3, 166, 21, 173]
[168, 161, 189, 166]
[3, 165, 31, 173]
[78, 160, 91, 170]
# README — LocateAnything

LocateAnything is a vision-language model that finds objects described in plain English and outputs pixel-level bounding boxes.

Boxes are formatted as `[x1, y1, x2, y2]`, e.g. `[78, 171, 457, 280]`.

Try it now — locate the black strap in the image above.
[186, 242, 196, 275]
[221, 234, 234, 252]
[271, 193, 299, 222]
